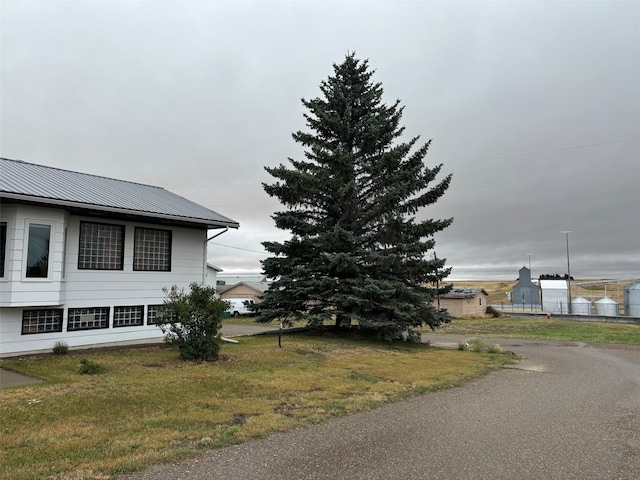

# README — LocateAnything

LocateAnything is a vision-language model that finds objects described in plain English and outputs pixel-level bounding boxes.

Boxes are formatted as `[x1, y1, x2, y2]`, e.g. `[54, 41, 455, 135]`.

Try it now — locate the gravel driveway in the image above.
[121, 338, 640, 479]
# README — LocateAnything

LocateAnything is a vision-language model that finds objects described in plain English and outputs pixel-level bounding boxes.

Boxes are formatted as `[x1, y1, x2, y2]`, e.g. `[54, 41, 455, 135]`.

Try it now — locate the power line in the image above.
[446, 137, 640, 166]
[209, 242, 267, 254]
[452, 165, 640, 192]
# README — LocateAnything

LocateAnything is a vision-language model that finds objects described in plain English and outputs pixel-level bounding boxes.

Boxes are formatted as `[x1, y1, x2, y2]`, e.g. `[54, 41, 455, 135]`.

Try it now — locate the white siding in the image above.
[540, 280, 569, 314]
[0, 206, 209, 357]
[0, 205, 66, 306]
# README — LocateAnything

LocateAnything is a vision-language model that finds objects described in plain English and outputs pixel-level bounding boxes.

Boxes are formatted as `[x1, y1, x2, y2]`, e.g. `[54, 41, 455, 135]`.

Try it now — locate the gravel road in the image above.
[121, 338, 640, 479]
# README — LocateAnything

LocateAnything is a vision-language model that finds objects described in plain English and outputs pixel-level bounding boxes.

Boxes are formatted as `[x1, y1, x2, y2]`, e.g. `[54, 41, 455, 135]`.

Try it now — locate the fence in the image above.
[490, 304, 640, 326]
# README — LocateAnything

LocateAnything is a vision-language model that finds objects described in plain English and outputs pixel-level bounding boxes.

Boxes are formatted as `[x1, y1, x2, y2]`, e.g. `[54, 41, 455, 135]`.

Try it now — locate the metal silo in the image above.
[595, 297, 618, 317]
[571, 297, 592, 315]
[624, 282, 640, 317]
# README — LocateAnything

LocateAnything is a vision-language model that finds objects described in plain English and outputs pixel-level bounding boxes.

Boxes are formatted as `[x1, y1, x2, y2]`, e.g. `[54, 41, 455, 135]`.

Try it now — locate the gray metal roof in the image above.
[442, 288, 488, 299]
[217, 281, 270, 294]
[0, 158, 239, 229]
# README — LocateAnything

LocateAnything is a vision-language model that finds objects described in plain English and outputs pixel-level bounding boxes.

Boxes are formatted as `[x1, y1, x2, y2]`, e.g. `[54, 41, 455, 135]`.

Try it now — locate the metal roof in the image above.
[441, 288, 488, 299]
[539, 280, 568, 289]
[217, 281, 270, 294]
[0, 158, 239, 229]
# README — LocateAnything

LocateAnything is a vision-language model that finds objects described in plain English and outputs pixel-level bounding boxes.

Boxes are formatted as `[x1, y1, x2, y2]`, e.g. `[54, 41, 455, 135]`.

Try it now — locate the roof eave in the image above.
[0, 192, 240, 229]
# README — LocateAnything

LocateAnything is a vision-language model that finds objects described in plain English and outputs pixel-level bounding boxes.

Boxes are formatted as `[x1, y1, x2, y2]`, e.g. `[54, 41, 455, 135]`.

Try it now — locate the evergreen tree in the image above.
[258, 53, 453, 337]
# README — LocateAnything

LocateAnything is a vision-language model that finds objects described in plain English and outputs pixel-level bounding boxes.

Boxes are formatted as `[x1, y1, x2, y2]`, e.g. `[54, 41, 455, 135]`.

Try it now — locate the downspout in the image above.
[203, 227, 229, 285]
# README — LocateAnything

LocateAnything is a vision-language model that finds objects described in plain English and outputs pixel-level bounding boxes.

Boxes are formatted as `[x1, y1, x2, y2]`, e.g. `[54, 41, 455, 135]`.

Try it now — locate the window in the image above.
[0, 221, 6, 277]
[78, 222, 124, 270]
[22, 309, 63, 334]
[26, 223, 51, 278]
[68, 307, 110, 331]
[62, 227, 68, 280]
[113, 305, 144, 327]
[133, 227, 171, 271]
[147, 304, 164, 325]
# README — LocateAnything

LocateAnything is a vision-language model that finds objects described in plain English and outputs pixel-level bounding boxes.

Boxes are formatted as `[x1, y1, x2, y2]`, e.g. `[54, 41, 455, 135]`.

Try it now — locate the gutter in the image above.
[203, 227, 230, 285]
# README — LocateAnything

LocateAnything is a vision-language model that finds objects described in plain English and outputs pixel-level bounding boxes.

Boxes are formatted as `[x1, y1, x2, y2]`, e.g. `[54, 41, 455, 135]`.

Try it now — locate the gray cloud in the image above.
[2, 1, 638, 281]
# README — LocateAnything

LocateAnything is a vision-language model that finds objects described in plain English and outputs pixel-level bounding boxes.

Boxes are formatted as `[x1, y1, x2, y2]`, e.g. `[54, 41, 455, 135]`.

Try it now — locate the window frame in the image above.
[78, 221, 125, 271]
[113, 305, 144, 328]
[146, 304, 164, 325]
[21, 309, 63, 334]
[67, 306, 110, 331]
[23, 221, 53, 280]
[0, 220, 7, 279]
[133, 227, 172, 272]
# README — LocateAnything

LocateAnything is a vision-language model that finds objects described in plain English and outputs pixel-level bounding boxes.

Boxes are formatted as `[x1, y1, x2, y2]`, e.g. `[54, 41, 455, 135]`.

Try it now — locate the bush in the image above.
[156, 282, 227, 361]
[52, 341, 68, 355]
[79, 358, 105, 375]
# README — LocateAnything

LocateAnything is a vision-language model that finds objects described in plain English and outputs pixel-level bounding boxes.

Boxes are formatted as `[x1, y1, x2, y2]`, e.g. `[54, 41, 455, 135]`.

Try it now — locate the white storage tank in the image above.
[595, 297, 618, 317]
[571, 297, 591, 315]
[624, 282, 640, 317]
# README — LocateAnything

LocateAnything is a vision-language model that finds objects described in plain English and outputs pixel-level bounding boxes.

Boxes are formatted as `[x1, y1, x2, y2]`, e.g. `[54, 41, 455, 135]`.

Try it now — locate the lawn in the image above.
[0, 333, 512, 480]
[432, 316, 640, 345]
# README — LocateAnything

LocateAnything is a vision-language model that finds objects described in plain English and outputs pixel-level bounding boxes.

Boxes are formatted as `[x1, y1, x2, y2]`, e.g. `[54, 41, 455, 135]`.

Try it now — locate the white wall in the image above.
[0, 204, 66, 306]
[0, 205, 209, 357]
[541, 287, 568, 314]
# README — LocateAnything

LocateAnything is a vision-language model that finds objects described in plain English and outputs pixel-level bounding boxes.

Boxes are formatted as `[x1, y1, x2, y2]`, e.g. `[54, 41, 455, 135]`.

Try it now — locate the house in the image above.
[205, 263, 223, 288]
[511, 266, 541, 307]
[435, 288, 489, 318]
[540, 280, 568, 314]
[217, 281, 269, 303]
[0, 158, 239, 357]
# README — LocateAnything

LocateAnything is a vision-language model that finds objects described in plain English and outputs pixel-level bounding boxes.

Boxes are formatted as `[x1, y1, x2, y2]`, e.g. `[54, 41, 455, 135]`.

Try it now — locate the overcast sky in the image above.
[1, 0, 638, 280]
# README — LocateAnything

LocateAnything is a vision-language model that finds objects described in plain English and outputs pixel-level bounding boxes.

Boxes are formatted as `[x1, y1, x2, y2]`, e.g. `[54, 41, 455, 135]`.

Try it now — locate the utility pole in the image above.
[561, 231, 572, 314]
[434, 251, 441, 311]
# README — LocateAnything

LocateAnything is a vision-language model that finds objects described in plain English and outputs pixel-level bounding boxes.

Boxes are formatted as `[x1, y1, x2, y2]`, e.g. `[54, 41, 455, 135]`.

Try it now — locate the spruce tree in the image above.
[258, 53, 453, 337]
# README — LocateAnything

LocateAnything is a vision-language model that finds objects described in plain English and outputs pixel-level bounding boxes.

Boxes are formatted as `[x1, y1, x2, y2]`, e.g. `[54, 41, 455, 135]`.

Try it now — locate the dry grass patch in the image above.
[433, 316, 640, 344]
[0, 334, 513, 480]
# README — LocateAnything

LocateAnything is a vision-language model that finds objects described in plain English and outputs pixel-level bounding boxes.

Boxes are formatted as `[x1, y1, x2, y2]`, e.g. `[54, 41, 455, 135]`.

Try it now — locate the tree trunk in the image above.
[335, 313, 351, 329]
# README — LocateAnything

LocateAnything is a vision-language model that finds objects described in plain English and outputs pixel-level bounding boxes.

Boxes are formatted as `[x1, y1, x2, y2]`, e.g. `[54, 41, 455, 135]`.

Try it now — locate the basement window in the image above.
[113, 305, 144, 327]
[22, 309, 63, 334]
[67, 307, 110, 331]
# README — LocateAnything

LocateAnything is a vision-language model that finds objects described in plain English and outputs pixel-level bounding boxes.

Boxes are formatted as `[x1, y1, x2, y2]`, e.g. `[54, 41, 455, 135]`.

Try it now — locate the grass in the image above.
[433, 316, 640, 345]
[0, 333, 514, 480]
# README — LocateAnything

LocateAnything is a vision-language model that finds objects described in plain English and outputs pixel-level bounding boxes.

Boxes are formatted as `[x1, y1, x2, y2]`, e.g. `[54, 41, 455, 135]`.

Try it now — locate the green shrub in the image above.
[52, 341, 68, 355]
[156, 282, 227, 361]
[79, 358, 105, 375]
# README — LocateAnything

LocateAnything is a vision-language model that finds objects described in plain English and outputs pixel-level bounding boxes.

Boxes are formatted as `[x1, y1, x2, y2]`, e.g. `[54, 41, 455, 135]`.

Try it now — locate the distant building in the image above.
[218, 281, 269, 303]
[512, 267, 540, 307]
[436, 288, 488, 317]
[205, 263, 223, 288]
[540, 280, 568, 314]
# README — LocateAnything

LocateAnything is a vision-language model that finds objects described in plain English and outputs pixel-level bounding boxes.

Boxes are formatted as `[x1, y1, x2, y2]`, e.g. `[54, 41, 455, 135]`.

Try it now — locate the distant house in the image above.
[205, 263, 223, 288]
[436, 288, 489, 317]
[218, 281, 269, 303]
[0, 158, 239, 357]
[512, 267, 541, 307]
